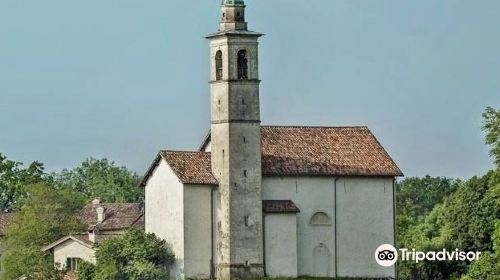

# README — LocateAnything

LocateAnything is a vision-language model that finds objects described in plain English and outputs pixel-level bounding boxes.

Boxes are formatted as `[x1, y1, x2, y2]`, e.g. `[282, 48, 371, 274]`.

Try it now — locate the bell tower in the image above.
[206, 1, 264, 279]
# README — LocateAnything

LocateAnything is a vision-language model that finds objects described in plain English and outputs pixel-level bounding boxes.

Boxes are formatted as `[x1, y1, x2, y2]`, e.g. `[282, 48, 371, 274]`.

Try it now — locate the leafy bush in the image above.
[77, 262, 96, 280]
[79, 229, 174, 280]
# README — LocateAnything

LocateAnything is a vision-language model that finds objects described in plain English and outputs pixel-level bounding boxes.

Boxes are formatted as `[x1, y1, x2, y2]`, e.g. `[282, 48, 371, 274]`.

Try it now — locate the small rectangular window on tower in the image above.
[237, 50, 248, 79]
[215, 50, 223, 80]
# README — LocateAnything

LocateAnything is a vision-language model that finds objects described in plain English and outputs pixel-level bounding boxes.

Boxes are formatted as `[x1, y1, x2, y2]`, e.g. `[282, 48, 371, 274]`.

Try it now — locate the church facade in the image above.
[140, 1, 403, 279]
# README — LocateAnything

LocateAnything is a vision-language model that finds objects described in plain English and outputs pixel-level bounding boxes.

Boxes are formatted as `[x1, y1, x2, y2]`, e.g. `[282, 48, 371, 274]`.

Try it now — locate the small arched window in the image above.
[215, 50, 223, 81]
[310, 212, 332, 226]
[237, 50, 248, 79]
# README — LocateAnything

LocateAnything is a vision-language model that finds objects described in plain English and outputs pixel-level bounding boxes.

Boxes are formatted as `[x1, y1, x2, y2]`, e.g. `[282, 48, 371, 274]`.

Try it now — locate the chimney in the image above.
[96, 206, 105, 223]
[88, 229, 96, 243]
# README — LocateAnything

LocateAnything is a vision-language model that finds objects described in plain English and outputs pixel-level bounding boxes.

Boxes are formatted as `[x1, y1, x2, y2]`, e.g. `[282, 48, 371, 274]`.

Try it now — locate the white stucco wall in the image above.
[262, 177, 336, 277]
[262, 176, 395, 279]
[53, 240, 96, 269]
[144, 159, 185, 279]
[183, 185, 213, 279]
[264, 214, 298, 278]
[336, 177, 396, 278]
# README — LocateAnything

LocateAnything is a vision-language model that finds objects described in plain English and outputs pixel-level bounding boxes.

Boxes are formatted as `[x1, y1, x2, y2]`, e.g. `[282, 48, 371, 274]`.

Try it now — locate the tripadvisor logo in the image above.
[375, 244, 482, 267]
[375, 244, 398, 267]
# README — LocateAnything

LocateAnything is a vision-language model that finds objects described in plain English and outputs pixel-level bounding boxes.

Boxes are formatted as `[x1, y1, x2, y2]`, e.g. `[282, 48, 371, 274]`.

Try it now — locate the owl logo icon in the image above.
[375, 244, 398, 267]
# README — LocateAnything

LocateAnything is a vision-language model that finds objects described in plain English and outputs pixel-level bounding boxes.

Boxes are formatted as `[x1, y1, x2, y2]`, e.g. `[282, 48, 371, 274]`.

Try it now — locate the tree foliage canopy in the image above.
[77, 229, 175, 280]
[396, 176, 460, 242]
[398, 170, 500, 279]
[462, 221, 500, 280]
[482, 106, 500, 168]
[1, 183, 85, 280]
[0, 153, 46, 213]
[53, 158, 142, 203]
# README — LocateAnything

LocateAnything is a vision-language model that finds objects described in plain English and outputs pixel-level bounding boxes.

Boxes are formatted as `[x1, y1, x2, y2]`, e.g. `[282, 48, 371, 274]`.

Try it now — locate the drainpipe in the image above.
[334, 177, 340, 278]
[262, 212, 267, 277]
[211, 186, 215, 280]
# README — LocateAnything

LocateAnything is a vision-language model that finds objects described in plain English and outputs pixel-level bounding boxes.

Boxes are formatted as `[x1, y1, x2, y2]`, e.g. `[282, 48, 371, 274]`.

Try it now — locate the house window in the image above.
[310, 212, 332, 226]
[66, 258, 82, 271]
[215, 50, 223, 81]
[237, 50, 248, 79]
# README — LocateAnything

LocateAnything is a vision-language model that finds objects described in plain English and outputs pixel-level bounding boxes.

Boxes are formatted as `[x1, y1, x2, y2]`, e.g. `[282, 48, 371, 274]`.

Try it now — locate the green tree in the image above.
[399, 171, 500, 280]
[462, 221, 500, 280]
[54, 158, 142, 203]
[398, 203, 465, 280]
[482, 107, 500, 168]
[1, 183, 85, 280]
[0, 153, 46, 212]
[396, 176, 460, 242]
[444, 172, 499, 252]
[78, 229, 174, 280]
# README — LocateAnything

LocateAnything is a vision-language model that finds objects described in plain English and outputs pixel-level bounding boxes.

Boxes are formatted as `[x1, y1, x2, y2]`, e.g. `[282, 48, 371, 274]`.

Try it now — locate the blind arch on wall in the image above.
[310, 211, 332, 226]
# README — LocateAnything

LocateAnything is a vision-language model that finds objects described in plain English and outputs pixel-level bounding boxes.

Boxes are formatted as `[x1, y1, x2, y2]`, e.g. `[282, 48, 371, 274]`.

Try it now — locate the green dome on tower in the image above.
[223, 0, 245, 6]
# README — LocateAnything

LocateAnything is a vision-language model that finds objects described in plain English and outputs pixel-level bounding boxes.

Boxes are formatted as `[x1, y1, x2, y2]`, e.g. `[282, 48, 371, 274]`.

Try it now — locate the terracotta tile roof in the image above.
[260, 126, 403, 177]
[79, 203, 145, 231]
[263, 200, 300, 214]
[43, 203, 143, 252]
[132, 214, 145, 229]
[42, 235, 95, 251]
[42, 233, 123, 252]
[160, 151, 218, 185]
[142, 125, 402, 186]
[70, 234, 97, 247]
[71, 234, 118, 246]
[0, 213, 13, 236]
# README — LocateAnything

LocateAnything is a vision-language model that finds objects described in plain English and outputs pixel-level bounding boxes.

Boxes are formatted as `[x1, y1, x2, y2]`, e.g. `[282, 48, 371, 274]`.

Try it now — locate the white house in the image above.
[42, 200, 144, 272]
[140, 1, 403, 280]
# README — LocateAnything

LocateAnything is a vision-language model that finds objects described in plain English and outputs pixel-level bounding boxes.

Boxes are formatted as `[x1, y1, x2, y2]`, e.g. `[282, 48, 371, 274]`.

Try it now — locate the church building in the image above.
[140, 1, 403, 279]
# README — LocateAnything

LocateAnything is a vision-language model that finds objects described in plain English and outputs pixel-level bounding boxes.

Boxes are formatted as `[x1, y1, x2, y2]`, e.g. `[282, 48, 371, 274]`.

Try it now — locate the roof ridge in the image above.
[161, 150, 210, 154]
[262, 125, 369, 129]
[139, 125, 404, 187]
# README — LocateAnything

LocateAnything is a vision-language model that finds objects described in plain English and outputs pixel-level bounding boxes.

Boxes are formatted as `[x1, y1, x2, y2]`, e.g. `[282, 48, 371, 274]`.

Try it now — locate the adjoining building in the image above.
[140, 1, 403, 279]
[42, 200, 144, 272]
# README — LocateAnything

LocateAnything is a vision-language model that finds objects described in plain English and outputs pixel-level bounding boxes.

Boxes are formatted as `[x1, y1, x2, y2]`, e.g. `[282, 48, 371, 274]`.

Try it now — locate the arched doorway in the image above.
[313, 243, 330, 277]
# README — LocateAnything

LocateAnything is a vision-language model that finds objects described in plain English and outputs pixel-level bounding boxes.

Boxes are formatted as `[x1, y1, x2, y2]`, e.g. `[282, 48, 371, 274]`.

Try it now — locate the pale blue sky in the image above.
[0, 0, 499, 179]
